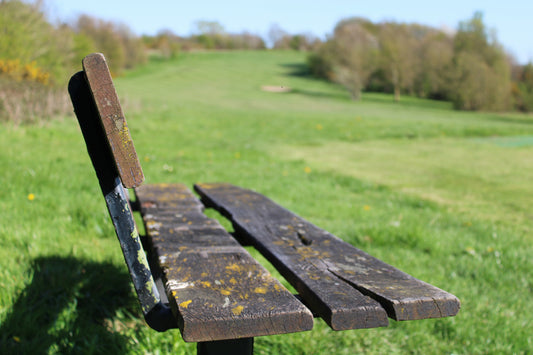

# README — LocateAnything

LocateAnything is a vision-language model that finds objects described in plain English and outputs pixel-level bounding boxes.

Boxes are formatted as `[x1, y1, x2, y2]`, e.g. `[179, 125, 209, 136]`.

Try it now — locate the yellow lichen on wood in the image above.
[201, 281, 212, 288]
[232, 306, 244, 315]
[225, 263, 241, 272]
[179, 300, 192, 308]
[254, 287, 267, 294]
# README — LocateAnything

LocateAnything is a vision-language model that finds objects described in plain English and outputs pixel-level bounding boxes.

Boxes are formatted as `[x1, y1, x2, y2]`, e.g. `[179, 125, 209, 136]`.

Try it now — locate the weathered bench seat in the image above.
[134, 183, 313, 342]
[69, 53, 459, 354]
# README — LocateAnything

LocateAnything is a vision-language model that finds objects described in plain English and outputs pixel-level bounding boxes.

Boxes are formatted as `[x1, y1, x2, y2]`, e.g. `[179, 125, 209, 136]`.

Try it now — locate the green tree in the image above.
[307, 40, 336, 79]
[378, 23, 420, 102]
[512, 63, 533, 111]
[450, 12, 511, 111]
[415, 31, 454, 99]
[193, 20, 226, 49]
[331, 18, 379, 100]
[72, 15, 146, 75]
[143, 29, 182, 58]
[74, 15, 124, 74]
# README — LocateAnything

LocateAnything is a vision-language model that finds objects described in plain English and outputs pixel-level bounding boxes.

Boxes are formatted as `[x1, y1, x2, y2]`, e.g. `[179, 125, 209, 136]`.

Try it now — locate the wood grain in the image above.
[82, 53, 144, 188]
[194, 183, 460, 329]
[135, 184, 314, 342]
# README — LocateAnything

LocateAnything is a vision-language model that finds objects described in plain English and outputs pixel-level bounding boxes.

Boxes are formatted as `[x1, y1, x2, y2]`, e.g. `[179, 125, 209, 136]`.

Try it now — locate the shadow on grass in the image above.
[360, 92, 454, 110]
[277, 62, 349, 101]
[288, 88, 348, 101]
[481, 113, 533, 126]
[0, 256, 140, 354]
[280, 63, 311, 77]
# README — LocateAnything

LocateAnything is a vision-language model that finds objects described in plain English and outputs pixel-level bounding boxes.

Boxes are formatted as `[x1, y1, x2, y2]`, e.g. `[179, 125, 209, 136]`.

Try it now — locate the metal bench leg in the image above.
[197, 338, 254, 355]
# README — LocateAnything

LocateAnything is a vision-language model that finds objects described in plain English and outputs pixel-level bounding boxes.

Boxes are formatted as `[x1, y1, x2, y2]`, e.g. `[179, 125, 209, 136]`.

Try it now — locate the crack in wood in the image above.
[325, 266, 396, 319]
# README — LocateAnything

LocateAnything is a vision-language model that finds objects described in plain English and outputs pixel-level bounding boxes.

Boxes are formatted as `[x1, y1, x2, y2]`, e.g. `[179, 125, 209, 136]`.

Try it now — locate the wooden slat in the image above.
[194, 183, 460, 330]
[69, 71, 168, 327]
[134, 183, 314, 342]
[82, 53, 144, 188]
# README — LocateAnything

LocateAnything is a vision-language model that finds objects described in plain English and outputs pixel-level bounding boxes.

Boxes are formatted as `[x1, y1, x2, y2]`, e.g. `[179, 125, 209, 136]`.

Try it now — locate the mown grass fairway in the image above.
[1, 51, 532, 354]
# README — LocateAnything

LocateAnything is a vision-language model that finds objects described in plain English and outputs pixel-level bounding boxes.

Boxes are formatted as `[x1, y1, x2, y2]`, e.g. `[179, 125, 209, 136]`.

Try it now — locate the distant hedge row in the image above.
[0, 2, 286, 87]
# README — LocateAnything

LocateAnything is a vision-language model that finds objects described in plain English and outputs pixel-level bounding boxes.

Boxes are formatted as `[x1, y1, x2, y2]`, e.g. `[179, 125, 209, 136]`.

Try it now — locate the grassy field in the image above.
[1, 50, 532, 354]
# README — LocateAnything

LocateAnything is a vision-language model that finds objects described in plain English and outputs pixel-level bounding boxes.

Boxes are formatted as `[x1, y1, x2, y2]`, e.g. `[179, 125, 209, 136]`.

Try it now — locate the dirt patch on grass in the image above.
[261, 85, 291, 93]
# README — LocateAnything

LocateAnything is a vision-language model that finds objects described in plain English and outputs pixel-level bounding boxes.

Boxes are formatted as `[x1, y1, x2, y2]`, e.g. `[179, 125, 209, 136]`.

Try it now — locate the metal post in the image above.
[197, 338, 254, 355]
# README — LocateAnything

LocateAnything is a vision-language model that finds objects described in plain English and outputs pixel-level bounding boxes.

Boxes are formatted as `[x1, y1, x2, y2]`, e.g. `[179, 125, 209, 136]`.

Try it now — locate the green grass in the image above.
[276, 137, 533, 229]
[1, 50, 533, 354]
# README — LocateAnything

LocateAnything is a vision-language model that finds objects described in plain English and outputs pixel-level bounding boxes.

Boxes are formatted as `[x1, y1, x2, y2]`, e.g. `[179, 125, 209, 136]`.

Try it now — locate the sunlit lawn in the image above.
[1, 50, 532, 354]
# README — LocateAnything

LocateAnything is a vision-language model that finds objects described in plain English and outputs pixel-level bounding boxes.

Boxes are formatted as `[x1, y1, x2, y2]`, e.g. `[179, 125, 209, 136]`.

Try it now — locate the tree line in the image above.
[0, 1, 268, 123]
[0, 0, 149, 85]
[0, 1, 271, 86]
[2, 0, 533, 122]
[308, 13, 533, 112]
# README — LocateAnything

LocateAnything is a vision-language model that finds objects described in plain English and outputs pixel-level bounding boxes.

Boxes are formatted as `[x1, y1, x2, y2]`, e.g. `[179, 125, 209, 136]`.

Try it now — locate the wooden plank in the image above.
[134, 184, 314, 342]
[194, 183, 460, 330]
[69, 71, 176, 332]
[82, 53, 144, 188]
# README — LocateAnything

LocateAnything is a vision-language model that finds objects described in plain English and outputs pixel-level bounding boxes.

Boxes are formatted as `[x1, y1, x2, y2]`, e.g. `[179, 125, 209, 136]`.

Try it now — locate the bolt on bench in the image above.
[68, 53, 460, 354]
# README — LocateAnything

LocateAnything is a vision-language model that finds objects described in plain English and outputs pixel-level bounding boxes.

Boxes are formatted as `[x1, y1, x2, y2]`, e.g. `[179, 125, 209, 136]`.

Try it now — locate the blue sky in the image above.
[47, 0, 532, 64]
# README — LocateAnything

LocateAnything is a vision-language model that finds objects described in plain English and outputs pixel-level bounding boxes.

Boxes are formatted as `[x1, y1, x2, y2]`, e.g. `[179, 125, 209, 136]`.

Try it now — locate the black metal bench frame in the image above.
[68, 53, 459, 355]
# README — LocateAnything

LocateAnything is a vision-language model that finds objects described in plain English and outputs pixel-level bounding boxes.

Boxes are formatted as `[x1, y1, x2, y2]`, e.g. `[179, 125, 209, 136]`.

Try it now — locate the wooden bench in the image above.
[68, 53, 460, 354]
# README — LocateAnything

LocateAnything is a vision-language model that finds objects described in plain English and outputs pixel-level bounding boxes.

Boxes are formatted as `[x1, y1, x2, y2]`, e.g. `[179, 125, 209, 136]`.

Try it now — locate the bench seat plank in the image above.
[194, 183, 460, 329]
[134, 183, 314, 342]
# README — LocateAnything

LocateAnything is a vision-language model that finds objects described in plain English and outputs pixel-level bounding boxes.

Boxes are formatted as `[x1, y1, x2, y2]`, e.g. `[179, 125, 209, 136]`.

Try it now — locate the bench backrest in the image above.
[81, 53, 144, 188]
[68, 53, 175, 331]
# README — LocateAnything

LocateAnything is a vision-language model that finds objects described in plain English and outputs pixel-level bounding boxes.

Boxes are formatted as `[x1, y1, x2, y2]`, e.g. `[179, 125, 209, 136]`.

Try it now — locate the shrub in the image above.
[308, 18, 378, 100]
[0, 1, 148, 124]
[72, 15, 147, 76]
[307, 42, 336, 80]
[143, 30, 181, 59]
[449, 13, 512, 111]
[0, 0, 76, 84]
[512, 63, 533, 112]
[0, 59, 50, 85]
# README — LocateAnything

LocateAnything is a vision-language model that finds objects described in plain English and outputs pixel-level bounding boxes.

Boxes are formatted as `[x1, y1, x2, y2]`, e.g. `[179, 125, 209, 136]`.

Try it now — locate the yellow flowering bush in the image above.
[0, 59, 50, 85]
